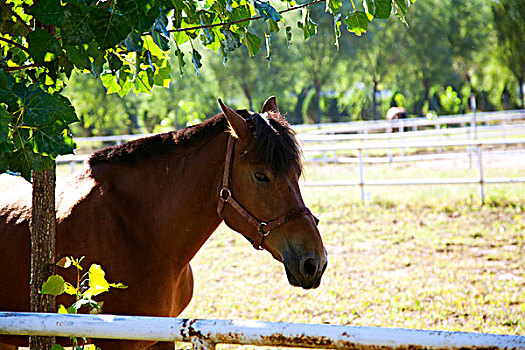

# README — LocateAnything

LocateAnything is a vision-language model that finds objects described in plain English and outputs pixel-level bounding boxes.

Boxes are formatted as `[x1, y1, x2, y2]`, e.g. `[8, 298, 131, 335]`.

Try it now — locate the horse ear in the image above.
[218, 99, 251, 142]
[261, 96, 279, 114]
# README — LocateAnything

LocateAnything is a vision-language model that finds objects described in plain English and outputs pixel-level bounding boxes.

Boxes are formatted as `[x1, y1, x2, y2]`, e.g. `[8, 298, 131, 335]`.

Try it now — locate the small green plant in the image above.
[41, 257, 127, 350]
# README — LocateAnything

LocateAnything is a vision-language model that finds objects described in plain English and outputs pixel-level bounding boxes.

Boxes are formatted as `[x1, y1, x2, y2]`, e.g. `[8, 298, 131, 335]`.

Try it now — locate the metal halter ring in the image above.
[258, 222, 270, 236]
[219, 188, 231, 201]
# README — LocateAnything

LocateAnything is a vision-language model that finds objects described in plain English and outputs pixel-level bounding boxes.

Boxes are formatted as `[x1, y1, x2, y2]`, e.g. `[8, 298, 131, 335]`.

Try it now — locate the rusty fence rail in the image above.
[1, 312, 525, 350]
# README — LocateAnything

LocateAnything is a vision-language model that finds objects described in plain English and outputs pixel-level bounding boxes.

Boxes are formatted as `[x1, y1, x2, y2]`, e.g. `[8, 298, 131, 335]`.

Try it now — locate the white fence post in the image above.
[477, 143, 484, 203]
[358, 148, 365, 203]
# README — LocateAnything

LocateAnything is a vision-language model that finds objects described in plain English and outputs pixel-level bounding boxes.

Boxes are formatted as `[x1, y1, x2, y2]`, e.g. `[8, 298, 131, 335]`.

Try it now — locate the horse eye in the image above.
[253, 172, 270, 183]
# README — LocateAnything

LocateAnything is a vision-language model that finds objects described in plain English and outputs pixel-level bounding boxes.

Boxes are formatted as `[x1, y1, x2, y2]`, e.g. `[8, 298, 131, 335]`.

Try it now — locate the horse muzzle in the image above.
[283, 252, 328, 290]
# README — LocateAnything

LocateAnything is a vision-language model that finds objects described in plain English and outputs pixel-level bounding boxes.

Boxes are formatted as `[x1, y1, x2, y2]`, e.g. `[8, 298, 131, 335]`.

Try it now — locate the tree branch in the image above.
[166, 0, 324, 33]
[3, 63, 40, 72]
[0, 36, 31, 54]
[0, 2, 33, 33]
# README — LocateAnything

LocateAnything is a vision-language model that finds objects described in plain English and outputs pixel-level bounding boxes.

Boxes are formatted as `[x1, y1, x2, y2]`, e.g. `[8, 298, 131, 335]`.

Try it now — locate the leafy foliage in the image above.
[41, 257, 126, 350]
[0, 0, 413, 179]
[41, 256, 127, 314]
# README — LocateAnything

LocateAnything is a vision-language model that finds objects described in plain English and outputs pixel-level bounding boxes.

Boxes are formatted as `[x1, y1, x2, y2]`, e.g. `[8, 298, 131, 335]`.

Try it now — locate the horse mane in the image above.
[88, 109, 302, 177]
[243, 111, 302, 177]
[88, 115, 227, 167]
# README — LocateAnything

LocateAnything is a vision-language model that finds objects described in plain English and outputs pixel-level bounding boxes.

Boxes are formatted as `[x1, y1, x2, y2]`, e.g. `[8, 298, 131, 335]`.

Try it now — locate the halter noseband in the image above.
[217, 135, 318, 250]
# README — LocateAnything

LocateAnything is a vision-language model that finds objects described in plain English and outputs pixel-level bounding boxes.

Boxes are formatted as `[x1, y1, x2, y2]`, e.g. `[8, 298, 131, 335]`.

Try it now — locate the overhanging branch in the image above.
[3, 63, 39, 72]
[0, 36, 31, 54]
[166, 0, 324, 33]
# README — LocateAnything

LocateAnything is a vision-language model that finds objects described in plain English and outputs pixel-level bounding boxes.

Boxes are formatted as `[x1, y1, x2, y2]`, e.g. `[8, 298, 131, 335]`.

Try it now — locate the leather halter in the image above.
[217, 135, 319, 250]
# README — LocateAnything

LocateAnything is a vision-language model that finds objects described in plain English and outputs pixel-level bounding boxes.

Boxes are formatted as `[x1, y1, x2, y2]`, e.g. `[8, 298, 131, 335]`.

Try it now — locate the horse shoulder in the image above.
[0, 174, 31, 224]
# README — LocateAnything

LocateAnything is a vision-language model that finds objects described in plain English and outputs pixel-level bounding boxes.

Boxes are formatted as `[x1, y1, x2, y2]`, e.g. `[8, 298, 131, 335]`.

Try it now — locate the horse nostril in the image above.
[301, 257, 317, 277]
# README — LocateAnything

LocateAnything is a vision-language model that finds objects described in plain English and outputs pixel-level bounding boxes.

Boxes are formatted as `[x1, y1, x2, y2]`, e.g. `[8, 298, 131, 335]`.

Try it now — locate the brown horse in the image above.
[386, 106, 407, 133]
[0, 97, 327, 350]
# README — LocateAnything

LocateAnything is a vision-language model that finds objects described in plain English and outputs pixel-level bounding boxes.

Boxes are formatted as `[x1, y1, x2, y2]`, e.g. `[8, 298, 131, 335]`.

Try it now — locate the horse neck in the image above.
[95, 131, 228, 266]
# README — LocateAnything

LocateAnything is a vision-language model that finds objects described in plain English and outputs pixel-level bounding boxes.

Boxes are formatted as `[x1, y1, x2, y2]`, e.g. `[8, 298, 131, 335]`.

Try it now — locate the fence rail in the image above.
[1, 312, 524, 350]
[294, 109, 525, 135]
[57, 138, 525, 203]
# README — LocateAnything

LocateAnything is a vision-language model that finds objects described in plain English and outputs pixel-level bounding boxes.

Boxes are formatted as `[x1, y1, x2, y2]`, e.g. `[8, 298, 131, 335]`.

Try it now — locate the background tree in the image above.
[492, 0, 525, 108]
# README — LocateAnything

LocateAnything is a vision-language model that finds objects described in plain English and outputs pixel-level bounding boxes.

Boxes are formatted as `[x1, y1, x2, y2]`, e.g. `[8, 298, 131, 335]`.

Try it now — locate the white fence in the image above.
[301, 138, 525, 203]
[294, 109, 525, 135]
[1, 312, 524, 349]
[57, 110, 525, 203]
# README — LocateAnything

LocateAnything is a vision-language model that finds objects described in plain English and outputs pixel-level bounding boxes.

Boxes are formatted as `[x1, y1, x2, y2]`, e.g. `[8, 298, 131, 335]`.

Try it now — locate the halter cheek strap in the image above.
[217, 135, 319, 250]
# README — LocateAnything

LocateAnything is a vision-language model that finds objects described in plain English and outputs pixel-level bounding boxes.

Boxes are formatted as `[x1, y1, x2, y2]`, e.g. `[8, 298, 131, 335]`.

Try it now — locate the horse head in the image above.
[217, 97, 327, 289]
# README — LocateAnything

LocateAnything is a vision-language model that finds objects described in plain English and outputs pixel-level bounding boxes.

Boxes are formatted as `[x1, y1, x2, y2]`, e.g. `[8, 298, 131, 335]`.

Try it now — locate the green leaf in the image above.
[254, 1, 282, 21]
[151, 28, 170, 51]
[56, 256, 72, 268]
[344, 10, 372, 36]
[268, 19, 279, 33]
[0, 5, 29, 36]
[27, 28, 62, 65]
[124, 30, 143, 52]
[28, 0, 65, 26]
[101, 73, 122, 94]
[51, 344, 66, 350]
[221, 28, 242, 52]
[65, 45, 91, 70]
[374, 0, 391, 19]
[64, 282, 77, 295]
[134, 70, 152, 93]
[265, 33, 271, 62]
[53, 93, 79, 125]
[33, 127, 76, 155]
[0, 104, 9, 142]
[90, 54, 105, 79]
[41, 275, 66, 296]
[174, 48, 186, 76]
[243, 31, 261, 56]
[85, 264, 110, 298]
[297, 8, 318, 40]
[363, 0, 375, 15]
[60, 3, 94, 46]
[72, 298, 100, 310]
[108, 53, 123, 71]
[334, 13, 342, 49]
[191, 49, 202, 75]
[57, 305, 69, 314]
[90, 8, 131, 50]
[285, 25, 292, 47]
[393, 0, 408, 23]
[153, 60, 171, 87]
[326, 0, 342, 14]
[0, 70, 7, 90]
[153, 7, 170, 37]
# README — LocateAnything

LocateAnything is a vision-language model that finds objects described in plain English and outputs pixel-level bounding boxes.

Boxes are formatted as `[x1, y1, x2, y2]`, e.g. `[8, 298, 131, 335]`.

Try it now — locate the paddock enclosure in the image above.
[2, 110, 524, 349]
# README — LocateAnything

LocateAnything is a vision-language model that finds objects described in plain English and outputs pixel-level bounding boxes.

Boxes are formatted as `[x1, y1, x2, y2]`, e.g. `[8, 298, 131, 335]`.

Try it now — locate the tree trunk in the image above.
[240, 83, 253, 111]
[372, 78, 378, 121]
[313, 77, 321, 124]
[519, 77, 524, 109]
[29, 165, 56, 350]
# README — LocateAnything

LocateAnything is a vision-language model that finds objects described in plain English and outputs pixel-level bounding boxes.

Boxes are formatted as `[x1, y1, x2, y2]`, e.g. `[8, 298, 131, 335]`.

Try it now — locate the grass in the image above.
[181, 195, 524, 334]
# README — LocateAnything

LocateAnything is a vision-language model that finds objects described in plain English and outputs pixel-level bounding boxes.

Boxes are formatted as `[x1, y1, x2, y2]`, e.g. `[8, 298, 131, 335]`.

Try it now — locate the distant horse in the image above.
[386, 106, 407, 133]
[0, 97, 327, 350]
